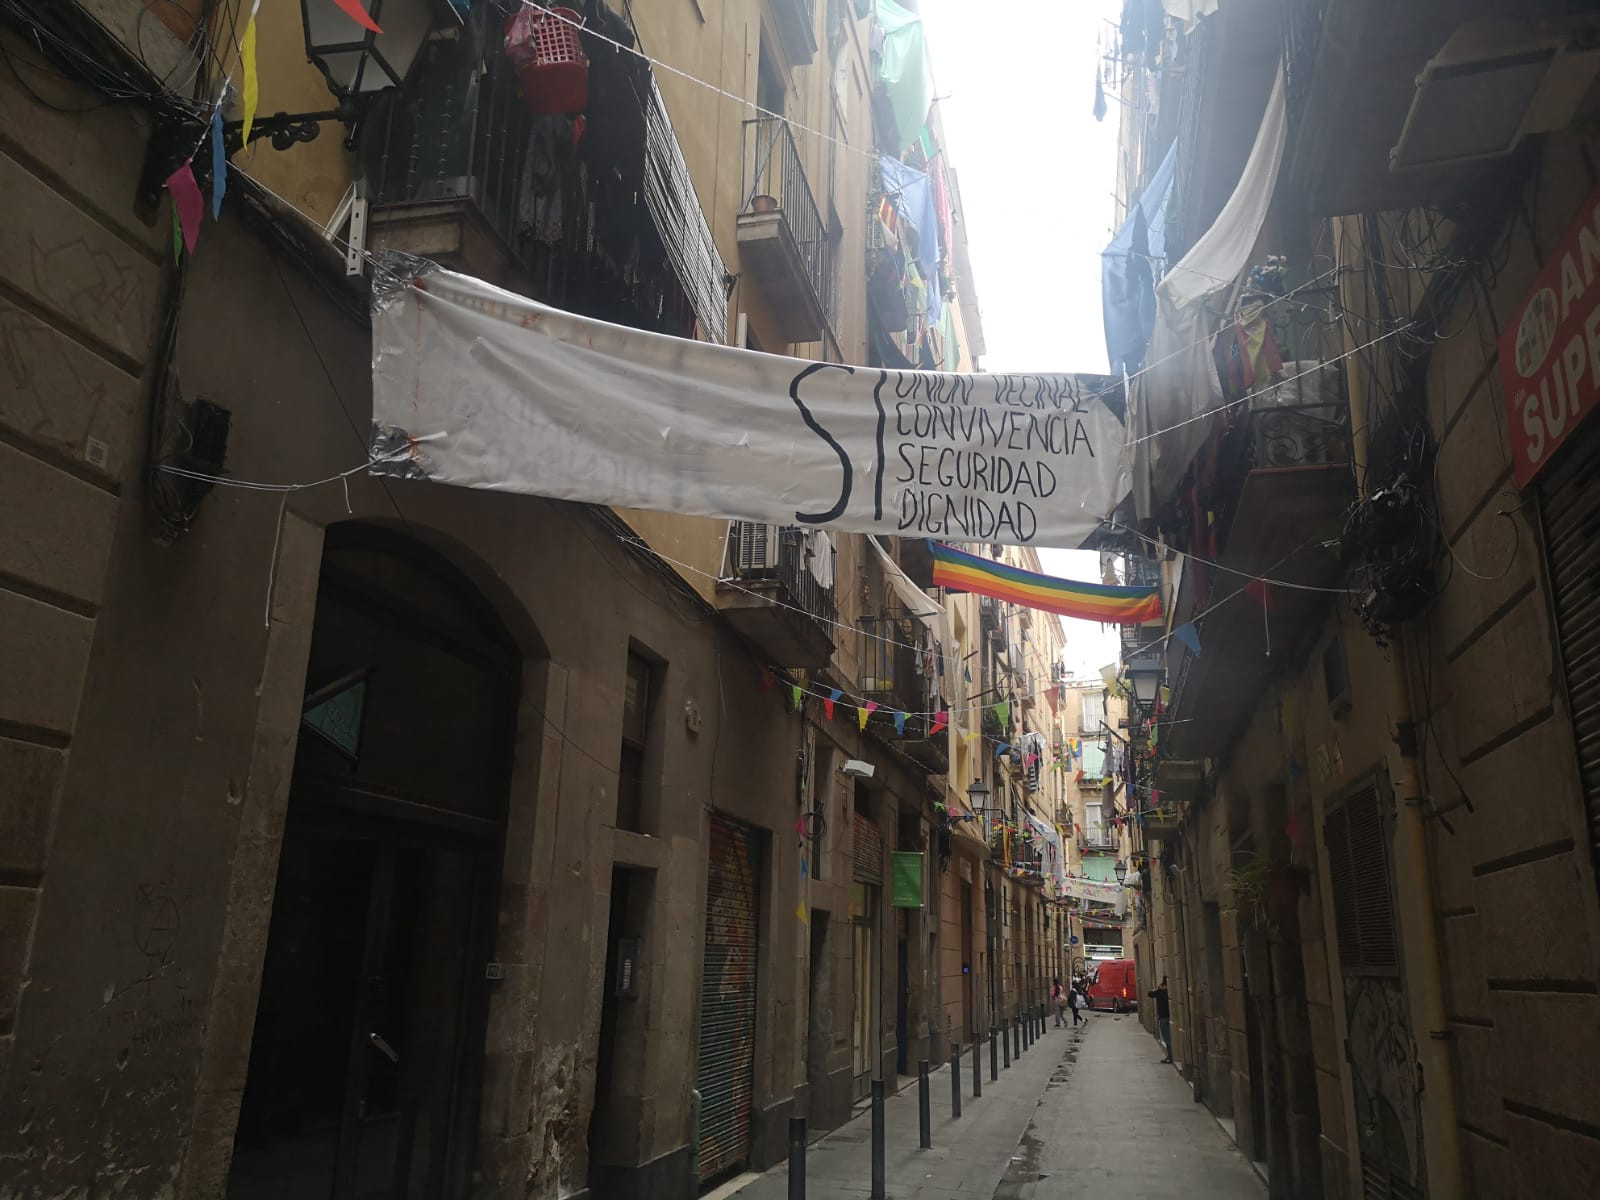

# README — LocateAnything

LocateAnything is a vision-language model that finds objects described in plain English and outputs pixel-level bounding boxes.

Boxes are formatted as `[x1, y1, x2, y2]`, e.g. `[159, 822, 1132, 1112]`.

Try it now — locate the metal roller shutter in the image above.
[696, 813, 761, 1184]
[1540, 436, 1600, 876]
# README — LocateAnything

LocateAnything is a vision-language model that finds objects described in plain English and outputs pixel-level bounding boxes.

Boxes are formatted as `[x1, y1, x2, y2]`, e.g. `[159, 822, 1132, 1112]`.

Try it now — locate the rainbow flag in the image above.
[929, 541, 1162, 624]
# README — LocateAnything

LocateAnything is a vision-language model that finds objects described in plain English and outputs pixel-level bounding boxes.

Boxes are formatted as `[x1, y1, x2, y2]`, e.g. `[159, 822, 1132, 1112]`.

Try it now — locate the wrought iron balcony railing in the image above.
[737, 116, 834, 343]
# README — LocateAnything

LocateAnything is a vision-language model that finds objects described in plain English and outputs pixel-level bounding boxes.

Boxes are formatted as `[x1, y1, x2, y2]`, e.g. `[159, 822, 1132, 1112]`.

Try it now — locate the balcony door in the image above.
[228, 526, 517, 1200]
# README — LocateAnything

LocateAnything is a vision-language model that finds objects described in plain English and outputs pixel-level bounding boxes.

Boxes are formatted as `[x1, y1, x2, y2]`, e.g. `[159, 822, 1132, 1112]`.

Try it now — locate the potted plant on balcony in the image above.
[747, 193, 779, 214]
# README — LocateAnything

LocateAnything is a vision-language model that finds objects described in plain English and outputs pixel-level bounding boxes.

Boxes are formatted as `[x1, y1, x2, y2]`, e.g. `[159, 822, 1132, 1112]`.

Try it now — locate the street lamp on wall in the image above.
[1125, 652, 1164, 714]
[1113, 858, 1128, 885]
[227, 0, 462, 153]
[967, 777, 991, 809]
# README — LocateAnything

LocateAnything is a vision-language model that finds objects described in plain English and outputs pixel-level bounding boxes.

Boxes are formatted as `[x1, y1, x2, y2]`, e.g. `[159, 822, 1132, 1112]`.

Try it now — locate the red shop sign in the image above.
[1503, 183, 1600, 487]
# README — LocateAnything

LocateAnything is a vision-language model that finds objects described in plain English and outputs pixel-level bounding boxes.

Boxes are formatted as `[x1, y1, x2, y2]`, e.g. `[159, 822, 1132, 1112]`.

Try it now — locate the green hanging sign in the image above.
[891, 851, 924, 908]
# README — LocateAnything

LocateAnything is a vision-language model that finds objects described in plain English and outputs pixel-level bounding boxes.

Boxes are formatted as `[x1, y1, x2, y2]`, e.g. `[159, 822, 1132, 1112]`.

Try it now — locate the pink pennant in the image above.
[930, 710, 948, 736]
[332, 0, 382, 33]
[165, 162, 203, 255]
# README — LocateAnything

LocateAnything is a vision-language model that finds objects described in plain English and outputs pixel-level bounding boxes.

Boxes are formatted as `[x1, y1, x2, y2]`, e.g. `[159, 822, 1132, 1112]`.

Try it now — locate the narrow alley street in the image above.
[720, 1016, 1263, 1200]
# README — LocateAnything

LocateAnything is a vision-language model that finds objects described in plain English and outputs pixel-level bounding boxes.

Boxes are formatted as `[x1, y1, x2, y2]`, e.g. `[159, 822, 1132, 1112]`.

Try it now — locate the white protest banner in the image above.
[370, 260, 1128, 547]
[1061, 875, 1125, 905]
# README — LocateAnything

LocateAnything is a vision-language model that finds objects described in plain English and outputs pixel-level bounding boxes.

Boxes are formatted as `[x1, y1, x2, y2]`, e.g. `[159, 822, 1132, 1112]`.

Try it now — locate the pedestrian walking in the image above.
[1070, 983, 1086, 1026]
[1149, 976, 1173, 1062]
[1052, 977, 1068, 1027]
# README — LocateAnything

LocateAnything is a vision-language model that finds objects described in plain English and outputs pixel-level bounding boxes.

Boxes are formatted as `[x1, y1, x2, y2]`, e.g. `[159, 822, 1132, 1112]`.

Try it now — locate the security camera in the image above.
[841, 759, 875, 779]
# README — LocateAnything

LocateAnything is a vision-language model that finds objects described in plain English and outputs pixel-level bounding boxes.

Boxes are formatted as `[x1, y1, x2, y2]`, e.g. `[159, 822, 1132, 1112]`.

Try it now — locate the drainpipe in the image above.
[1335, 217, 1463, 1198]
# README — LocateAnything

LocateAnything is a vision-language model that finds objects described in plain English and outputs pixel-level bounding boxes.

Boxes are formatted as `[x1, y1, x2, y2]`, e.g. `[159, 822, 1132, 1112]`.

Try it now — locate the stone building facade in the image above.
[0, 2, 1000, 1198]
[1109, 3, 1600, 1197]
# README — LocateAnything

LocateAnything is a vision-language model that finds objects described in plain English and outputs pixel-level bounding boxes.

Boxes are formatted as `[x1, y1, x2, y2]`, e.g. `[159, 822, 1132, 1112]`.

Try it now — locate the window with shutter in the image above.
[1324, 776, 1398, 974]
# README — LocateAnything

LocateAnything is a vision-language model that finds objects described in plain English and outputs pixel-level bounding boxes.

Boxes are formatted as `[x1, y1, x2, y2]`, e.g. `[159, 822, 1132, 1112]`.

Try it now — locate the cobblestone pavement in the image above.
[723, 1013, 1263, 1200]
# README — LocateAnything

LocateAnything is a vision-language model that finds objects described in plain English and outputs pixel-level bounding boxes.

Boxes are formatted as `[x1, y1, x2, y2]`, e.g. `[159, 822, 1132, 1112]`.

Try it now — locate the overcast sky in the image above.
[921, 0, 1124, 677]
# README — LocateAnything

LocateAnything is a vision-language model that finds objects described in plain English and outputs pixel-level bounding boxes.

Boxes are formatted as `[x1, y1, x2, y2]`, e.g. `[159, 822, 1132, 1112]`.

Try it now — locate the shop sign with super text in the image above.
[1503, 181, 1600, 486]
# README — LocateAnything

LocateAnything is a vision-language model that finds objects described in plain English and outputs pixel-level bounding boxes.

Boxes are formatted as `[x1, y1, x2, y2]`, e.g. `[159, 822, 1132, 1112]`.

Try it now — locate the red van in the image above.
[1085, 959, 1138, 1012]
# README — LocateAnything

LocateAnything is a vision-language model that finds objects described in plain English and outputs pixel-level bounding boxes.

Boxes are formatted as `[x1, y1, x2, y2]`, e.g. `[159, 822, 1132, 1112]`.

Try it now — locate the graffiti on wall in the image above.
[1343, 973, 1424, 1192]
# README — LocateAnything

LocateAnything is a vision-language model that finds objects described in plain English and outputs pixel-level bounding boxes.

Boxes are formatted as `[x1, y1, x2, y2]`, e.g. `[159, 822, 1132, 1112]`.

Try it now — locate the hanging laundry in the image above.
[874, 0, 935, 152]
[1102, 141, 1177, 376]
[879, 155, 941, 321]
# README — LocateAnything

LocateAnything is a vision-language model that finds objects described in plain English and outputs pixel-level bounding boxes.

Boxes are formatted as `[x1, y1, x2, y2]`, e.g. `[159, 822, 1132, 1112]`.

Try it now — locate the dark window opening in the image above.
[617, 651, 656, 833]
[758, 37, 786, 117]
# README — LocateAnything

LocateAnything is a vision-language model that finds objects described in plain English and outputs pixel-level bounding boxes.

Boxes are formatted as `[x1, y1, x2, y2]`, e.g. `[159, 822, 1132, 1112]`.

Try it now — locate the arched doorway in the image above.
[228, 525, 519, 1199]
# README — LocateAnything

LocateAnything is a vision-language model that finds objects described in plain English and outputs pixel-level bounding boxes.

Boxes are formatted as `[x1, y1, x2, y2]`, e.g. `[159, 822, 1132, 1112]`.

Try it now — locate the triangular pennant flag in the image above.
[995, 700, 1010, 727]
[332, 0, 383, 33]
[964, 665, 972, 683]
[166, 162, 203, 254]
[825, 688, 842, 720]
[894, 711, 907, 736]
[995, 742, 1010, 758]
[210, 106, 226, 218]
[962, 730, 979, 744]
[1244, 578, 1275, 610]
[240, 14, 259, 152]
[930, 710, 948, 736]
[789, 684, 802, 712]
[1173, 622, 1202, 656]
[858, 700, 879, 731]
[1026, 752, 1040, 767]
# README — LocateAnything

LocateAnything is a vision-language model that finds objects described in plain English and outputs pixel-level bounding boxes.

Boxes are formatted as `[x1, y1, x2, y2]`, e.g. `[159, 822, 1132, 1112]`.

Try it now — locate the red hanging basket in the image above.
[505, 7, 590, 116]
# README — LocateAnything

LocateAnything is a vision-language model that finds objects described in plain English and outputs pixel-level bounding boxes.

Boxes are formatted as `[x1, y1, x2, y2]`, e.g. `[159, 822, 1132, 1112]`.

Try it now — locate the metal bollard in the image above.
[871, 1079, 886, 1200]
[1023, 1011, 1031, 1051]
[788, 1116, 806, 1200]
[1002, 1018, 1011, 1068]
[1013, 1013, 1021, 1059]
[918, 1060, 931, 1149]
[972, 1036, 982, 1099]
[990, 1024, 999, 1080]
[950, 1043, 962, 1119]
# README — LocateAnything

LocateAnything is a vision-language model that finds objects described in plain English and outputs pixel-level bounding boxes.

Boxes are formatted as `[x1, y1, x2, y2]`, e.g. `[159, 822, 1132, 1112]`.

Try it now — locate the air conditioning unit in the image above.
[730, 521, 780, 572]
[1392, 21, 1600, 171]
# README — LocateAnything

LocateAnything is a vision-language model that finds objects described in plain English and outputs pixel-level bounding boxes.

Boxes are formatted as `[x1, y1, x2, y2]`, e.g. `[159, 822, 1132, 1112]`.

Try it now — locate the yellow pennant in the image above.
[857, 706, 870, 732]
[962, 730, 980, 744]
[240, 15, 259, 152]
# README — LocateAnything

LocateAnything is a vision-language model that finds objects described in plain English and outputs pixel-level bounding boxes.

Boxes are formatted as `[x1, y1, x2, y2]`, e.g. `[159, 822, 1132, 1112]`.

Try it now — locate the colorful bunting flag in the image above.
[962, 730, 980, 744]
[332, 0, 382, 33]
[1173, 622, 1202, 656]
[995, 700, 1010, 727]
[894, 711, 907, 736]
[166, 162, 203, 254]
[240, 13, 259, 152]
[930, 710, 948, 736]
[825, 688, 842, 720]
[995, 742, 1010, 758]
[210, 107, 226, 218]
[789, 684, 802, 712]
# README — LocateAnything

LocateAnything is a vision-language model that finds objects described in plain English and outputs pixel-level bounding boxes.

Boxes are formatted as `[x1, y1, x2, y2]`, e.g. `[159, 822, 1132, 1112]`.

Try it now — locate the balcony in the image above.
[717, 523, 836, 667]
[738, 117, 834, 344]
[1161, 387, 1352, 758]
[859, 616, 949, 774]
[1281, 0, 1570, 217]
[362, 9, 726, 340]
